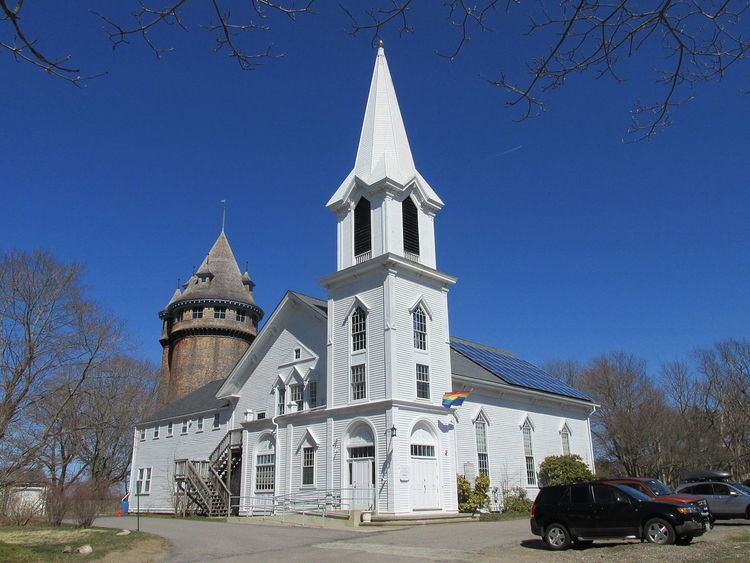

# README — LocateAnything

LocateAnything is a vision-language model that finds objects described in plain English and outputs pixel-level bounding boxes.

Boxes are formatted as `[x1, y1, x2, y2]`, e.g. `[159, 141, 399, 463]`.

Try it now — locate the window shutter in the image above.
[402, 197, 420, 255]
[354, 198, 372, 256]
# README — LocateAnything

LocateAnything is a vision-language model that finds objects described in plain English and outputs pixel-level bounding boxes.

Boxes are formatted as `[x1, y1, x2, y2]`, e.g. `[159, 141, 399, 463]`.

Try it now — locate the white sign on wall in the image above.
[399, 466, 410, 482]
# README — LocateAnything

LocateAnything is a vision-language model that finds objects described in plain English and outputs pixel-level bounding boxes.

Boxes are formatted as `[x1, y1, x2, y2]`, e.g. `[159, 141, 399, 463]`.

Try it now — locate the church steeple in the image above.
[327, 47, 443, 271]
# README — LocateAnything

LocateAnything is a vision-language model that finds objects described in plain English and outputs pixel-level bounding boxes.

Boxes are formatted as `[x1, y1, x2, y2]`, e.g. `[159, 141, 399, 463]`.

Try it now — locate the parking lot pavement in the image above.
[95, 516, 750, 562]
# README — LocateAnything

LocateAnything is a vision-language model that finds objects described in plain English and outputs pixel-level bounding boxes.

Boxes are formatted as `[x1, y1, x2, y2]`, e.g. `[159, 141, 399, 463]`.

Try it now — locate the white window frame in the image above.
[192, 307, 203, 319]
[302, 446, 316, 487]
[256, 411, 266, 420]
[181, 418, 189, 434]
[416, 364, 430, 399]
[214, 306, 227, 319]
[290, 384, 303, 412]
[475, 415, 489, 476]
[277, 386, 286, 415]
[197, 416, 204, 432]
[167, 422, 173, 437]
[236, 310, 246, 322]
[522, 419, 536, 486]
[413, 305, 427, 350]
[255, 453, 275, 493]
[294, 347, 301, 360]
[212, 412, 221, 430]
[351, 306, 367, 352]
[139, 428, 146, 441]
[351, 364, 367, 401]
[153, 425, 159, 439]
[137, 467, 152, 495]
[561, 425, 571, 456]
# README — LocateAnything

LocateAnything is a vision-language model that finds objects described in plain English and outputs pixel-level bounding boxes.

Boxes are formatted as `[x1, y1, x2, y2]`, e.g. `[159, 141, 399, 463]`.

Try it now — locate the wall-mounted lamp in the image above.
[390, 426, 397, 438]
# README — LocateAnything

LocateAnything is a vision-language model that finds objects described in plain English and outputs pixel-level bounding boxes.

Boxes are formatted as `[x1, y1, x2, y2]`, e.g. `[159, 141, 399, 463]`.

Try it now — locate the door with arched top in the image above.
[410, 423, 440, 510]
[344, 422, 375, 510]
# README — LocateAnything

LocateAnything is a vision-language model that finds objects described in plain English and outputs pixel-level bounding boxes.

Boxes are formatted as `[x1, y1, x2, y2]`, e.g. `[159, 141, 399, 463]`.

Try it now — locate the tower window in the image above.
[354, 197, 372, 258]
[402, 196, 420, 256]
[416, 364, 430, 399]
[351, 364, 367, 400]
[351, 306, 367, 352]
[236, 310, 246, 322]
[413, 305, 427, 350]
[214, 307, 226, 319]
[192, 307, 203, 319]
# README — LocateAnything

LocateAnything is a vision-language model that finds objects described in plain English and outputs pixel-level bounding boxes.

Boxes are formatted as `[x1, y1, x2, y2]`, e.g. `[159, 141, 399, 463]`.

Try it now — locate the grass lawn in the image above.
[0, 524, 166, 561]
[479, 511, 529, 522]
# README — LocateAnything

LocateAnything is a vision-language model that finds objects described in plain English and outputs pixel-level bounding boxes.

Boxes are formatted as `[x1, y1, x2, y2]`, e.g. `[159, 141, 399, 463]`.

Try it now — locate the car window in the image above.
[713, 483, 731, 495]
[570, 485, 592, 504]
[732, 483, 750, 495]
[593, 485, 628, 504]
[646, 479, 673, 496]
[689, 483, 714, 495]
[536, 487, 566, 505]
[613, 484, 651, 502]
[630, 483, 648, 495]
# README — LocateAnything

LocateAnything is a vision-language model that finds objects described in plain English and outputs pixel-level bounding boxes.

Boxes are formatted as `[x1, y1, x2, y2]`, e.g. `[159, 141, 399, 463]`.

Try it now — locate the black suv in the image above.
[530, 481, 708, 550]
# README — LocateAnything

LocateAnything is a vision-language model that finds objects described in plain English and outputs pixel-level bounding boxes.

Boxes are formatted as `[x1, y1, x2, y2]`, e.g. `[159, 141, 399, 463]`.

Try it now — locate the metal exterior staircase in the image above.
[174, 429, 242, 517]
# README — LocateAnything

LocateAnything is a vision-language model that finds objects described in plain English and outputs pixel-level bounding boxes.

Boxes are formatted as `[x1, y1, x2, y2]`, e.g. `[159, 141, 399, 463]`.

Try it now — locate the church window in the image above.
[181, 419, 188, 434]
[402, 196, 420, 257]
[413, 306, 427, 350]
[176, 310, 183, 321]
[192, 307, 203, 319]
[291, 384, 303, 412]
[256, 411, 266, 420]
[523, 420, 536, 485]
[212, 413, 220, 430]
[236, 310, 246, 322]
[197, 416, 204, 432]
[139, 428, 146, 441]
[255, 454, 275, 492]
[214, 307, 226, 319]
[561, 426, 571, 456]
[351, 306, 367, 352]
[153, 425, 159, 439]
[410, 444, 435, 457]
[277, 387, 286, 415]
[416, 364, 430, 399]
[351, 364, 367, 400]
[308, 381, 317, 408]
[302, 447, 315, 486]
[475, 416, 489, 476]
[294, 348, 301, 360]
[354, 197, 372, 259]
[137, 467, 152, 495]
[167, 422, 173, 437]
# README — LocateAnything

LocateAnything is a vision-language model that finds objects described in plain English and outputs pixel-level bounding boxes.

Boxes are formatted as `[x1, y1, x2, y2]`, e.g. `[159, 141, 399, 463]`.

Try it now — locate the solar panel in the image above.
[450, 339, 593, 402]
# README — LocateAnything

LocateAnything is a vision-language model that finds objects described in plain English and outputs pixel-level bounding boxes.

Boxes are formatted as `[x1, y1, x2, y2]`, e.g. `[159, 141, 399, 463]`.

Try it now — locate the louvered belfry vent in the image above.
[354, 197, 372, 257]
[402, 197, 420, 255]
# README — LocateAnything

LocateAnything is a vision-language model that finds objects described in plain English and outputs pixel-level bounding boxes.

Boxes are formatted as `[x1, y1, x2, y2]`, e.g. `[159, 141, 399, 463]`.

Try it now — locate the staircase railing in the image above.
[209, 428, 243, 466]
[184, 459, 213, 512]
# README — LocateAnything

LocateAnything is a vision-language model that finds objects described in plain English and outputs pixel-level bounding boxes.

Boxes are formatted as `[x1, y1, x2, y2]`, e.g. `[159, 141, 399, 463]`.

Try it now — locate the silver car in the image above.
[675, 481, 750, 520]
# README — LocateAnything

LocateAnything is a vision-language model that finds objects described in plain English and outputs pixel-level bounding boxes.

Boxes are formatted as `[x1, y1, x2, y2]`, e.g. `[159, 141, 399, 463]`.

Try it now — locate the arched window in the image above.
[413, 305, 427, 350]
[354, 197, 372, 259]
[475, 414, 489, 476]
[351, 306, 367, 352]
[561, 425, 571, 456]
[522, 419, 536, 485]
[402, 197, 420, 257]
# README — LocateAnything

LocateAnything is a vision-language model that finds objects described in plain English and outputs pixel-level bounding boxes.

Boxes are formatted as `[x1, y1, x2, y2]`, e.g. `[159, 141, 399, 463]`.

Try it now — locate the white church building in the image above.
[129, 47, 596, 518]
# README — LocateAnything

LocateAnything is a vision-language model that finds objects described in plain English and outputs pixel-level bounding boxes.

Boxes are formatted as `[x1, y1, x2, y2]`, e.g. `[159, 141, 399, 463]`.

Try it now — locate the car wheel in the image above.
[644, 518, 676, 545]
[573, 539, 593, 548]
[675, 536, 693, 546]
[544, 523, 571, 550]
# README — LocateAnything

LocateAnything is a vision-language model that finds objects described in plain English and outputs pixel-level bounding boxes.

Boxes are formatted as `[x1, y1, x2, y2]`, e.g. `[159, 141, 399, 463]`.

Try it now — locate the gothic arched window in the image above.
[413, 305, 427, 350]
[351, 306, 367, 352]
[402, 196, 420, 257]
[354, 197, 372, 259]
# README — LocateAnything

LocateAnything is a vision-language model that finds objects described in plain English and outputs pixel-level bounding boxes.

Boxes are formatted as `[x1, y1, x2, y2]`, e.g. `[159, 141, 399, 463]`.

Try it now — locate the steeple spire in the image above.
[327, 47, 443, 211]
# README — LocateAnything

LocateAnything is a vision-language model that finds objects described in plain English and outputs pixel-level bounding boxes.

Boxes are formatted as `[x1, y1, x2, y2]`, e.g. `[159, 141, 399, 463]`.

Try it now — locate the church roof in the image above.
[450, 337, 593, 402]
[142, 379, 229, 424]
[327, 47, 443, 210]
[170, 231, 259, 310]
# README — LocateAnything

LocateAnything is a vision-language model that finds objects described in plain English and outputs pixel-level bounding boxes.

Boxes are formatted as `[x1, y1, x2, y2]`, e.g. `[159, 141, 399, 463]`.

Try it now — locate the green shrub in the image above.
[456, 473, 491, 513]
[538, 454, 594, 487]
[502, 487, 532, 514]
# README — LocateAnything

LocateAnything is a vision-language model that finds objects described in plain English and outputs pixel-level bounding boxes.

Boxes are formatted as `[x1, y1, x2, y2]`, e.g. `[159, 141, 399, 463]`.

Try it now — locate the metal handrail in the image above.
[229, 487, 375, 517]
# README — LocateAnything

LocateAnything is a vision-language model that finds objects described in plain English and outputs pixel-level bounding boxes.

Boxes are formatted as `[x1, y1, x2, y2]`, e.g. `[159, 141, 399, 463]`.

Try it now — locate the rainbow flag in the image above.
[442, 390, 470, 408]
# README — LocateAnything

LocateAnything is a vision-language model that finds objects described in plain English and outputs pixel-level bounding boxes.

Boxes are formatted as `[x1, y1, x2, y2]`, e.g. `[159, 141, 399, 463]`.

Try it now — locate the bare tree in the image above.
[2, 2, 747, 138]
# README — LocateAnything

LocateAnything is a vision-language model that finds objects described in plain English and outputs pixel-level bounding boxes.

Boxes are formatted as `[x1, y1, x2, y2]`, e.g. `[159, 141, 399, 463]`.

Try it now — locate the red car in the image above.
[602, 478, 712, 523]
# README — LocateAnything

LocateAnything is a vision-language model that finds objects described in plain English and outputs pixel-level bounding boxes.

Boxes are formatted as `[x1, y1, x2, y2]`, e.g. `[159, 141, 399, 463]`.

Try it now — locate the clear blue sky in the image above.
[2, 3, 748, 373]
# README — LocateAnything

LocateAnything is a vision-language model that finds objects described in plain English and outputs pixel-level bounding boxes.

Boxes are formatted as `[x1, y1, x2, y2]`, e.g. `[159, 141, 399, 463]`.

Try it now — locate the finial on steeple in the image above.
[220, 199, 227, 232]
[378, 38, 384, 48]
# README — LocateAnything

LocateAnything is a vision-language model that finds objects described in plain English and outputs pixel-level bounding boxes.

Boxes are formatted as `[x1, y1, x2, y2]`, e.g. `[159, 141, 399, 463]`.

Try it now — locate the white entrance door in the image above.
[411, 454, 439, 509]
[347, 445, 375, 510]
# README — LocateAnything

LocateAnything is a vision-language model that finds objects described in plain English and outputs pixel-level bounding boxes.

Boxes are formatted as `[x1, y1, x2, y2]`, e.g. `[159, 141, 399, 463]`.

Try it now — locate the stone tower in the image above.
[157, 230, 264, 406]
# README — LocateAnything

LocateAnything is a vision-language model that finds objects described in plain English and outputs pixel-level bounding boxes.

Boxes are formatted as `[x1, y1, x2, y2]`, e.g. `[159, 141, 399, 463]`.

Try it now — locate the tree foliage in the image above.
[538, 454, 594, 487]
[502, 486, 532, 514]
[457, 473, 491, 512]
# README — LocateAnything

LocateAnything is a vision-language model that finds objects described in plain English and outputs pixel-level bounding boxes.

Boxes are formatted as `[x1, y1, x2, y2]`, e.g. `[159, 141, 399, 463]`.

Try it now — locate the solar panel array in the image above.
[450, 339, 593, 402]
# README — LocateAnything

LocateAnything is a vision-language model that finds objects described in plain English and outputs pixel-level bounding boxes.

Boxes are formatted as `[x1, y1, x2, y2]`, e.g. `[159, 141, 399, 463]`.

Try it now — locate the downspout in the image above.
[271, 415, 280, 510]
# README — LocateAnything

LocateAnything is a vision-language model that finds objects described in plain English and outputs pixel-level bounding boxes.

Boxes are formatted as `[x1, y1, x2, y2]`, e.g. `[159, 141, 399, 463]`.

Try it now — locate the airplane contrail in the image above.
[499, 145, 523, 156]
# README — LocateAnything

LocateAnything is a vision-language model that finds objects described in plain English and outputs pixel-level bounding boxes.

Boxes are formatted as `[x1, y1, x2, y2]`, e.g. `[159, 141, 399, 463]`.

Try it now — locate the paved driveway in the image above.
[95, 516, 530, 562]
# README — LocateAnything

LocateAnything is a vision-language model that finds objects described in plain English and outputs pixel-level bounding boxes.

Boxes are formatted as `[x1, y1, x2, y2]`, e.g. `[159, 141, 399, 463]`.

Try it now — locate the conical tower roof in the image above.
[172, 231, 259, 307]
[327, 46, 443, 211]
